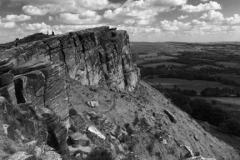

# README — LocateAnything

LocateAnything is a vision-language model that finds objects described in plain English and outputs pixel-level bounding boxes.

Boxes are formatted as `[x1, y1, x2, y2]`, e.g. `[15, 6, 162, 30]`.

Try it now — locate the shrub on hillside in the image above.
[208, 107, 228, 126]
[220, 119, 240, 137]
[190, 99, 212, 121]
[86, 147, 113, 160]
[181, 104, 193, 115]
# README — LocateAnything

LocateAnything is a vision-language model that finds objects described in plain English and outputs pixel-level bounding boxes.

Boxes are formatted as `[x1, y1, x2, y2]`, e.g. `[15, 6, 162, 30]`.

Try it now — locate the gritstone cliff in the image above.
[0, 26, 239, 160]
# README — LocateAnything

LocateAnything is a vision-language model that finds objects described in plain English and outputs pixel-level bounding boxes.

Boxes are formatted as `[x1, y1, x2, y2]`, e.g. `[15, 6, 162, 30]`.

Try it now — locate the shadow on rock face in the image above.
[14, 79, 26, 104]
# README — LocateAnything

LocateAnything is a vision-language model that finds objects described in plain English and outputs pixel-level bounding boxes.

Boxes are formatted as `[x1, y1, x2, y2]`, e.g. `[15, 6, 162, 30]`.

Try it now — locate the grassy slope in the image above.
[68, 80, 240, 160]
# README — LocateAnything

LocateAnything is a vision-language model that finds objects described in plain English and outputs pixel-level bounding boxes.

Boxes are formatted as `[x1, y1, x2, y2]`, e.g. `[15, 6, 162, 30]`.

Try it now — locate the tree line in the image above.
[201, 87, 240, 97]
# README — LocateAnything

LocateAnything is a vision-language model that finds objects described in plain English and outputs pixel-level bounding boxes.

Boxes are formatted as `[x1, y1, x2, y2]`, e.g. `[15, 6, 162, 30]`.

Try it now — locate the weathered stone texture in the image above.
[0, 26, 139, 159]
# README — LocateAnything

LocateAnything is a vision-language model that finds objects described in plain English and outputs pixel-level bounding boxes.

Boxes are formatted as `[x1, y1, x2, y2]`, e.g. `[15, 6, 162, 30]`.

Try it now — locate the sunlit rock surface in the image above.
[0, 26, 139, 159]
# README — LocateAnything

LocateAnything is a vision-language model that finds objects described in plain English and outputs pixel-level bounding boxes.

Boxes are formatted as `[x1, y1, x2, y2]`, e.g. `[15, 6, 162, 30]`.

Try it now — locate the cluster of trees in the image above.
[169, 57, 214, 66]
[178, 51, 240, 62]
[157, 88, 240, 137]
[162, 87, 197, 96]
[201, 87, 240, 97]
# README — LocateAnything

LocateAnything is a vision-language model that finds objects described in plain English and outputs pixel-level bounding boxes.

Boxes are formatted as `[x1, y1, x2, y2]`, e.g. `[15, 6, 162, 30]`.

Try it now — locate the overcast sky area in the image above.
[0, 0, 240, 43]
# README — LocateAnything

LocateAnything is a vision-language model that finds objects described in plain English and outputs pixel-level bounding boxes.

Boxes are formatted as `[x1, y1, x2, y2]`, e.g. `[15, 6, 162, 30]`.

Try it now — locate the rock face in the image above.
[0, 26, 138, 119]
[1, 26, 239, 160]
[0, 26, 139, 159]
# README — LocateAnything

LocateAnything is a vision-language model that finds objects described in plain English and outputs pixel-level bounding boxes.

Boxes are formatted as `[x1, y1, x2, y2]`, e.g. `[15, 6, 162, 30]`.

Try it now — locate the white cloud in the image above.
[182, 1, 221, 13]
[74, 0, 119, 10]
[144, 0, 187, 6]
[103, 7, 158, 26]
[178, 15, 188, 20]
[23, 5, 48, 16]
[160, 20, 191, 31]
[103, 0, 186, 26]
[124, 19, 136, 25]
[58, 12, 102, 25]
[0, 19, 17, 29]
[1, 0, 240, 43]
[191, 20, 207, 26]
[21, 22, 50, 30]
[2, 14, 31, 22]
[138, 20, 149, 25]
[200, 10, 224, 22]
[117, 25, 161, 40]
[20, 0, 119, 16]
[225, 14, 240, 25]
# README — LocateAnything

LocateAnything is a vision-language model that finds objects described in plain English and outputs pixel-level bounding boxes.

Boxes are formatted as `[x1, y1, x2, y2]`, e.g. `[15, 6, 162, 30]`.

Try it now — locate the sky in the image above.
[0, 0, 240, 43]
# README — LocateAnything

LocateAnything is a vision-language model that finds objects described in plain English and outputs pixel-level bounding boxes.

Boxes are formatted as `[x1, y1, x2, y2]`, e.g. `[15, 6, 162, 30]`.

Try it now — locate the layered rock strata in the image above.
[0, 26, 139, 159]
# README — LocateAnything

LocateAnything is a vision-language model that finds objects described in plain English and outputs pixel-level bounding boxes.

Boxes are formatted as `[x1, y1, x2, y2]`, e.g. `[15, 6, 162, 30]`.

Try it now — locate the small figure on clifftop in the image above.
[52, 30, 55, 36]
[15, 38, 19, 47]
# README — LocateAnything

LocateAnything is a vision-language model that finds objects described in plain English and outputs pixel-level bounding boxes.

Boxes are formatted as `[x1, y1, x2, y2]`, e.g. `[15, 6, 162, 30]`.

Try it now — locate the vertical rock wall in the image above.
[0, 26, 139, 119]
[0, 26, 139, 159]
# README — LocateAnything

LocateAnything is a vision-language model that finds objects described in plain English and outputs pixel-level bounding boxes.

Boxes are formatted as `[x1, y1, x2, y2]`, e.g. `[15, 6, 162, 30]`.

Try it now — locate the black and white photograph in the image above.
[0, 0, 240, 160]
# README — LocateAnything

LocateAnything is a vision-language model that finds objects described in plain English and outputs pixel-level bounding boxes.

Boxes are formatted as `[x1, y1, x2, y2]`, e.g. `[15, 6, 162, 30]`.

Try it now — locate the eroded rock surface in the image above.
[0, 26, 139, 159]
[0, 26, 239, 160]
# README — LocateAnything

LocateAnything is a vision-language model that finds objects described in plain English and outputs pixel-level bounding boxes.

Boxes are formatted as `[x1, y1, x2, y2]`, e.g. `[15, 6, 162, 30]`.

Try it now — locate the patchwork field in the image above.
[139, 55, 177, 61]
[217, 62, 240, 68]
[142, 62, 185, 67]
[214, 74, 240, 84]
[146, 78, 235, 94]
[193, 65, 223, 70]
[192, 97, 240, 106]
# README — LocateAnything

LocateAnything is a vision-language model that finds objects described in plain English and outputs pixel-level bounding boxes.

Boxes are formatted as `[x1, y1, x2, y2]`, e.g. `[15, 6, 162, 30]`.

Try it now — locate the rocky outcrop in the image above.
[0, 26, 139, 118]
[0, 26, 139, 159]
[1, 26, 239, 160]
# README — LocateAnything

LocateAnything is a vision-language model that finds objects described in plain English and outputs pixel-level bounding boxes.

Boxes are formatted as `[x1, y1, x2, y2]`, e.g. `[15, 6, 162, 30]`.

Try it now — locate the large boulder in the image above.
[6, 151, 33, 160]
[69, 132, 90, 147]
[40, 151, 62, 160]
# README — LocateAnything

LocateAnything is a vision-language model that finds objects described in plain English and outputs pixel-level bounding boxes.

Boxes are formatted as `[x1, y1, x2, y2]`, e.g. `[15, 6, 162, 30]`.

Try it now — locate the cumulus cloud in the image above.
[20, 0, 119, 16]
[0, 0, 240, 43]
[225, 14, 240, 25]
[200, 10, 224, 22]
[103, 0, 187, 26]
[160, 20, 191, 31]
[0, 20, 16, 29]
[2, 14, 31, 22]
[178, 15, 189, 20]
[199, 11, 240, 26]
[191, 19, 207, 26]
[21, 22, 49, 30]
[103, 7, 158, 26]
[144, 0, 187, 6]
[23, 5, 48, 16]
[74, 0, 119, 10]
[182, 1, 221, 13]
[57, 12, 102, 25]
